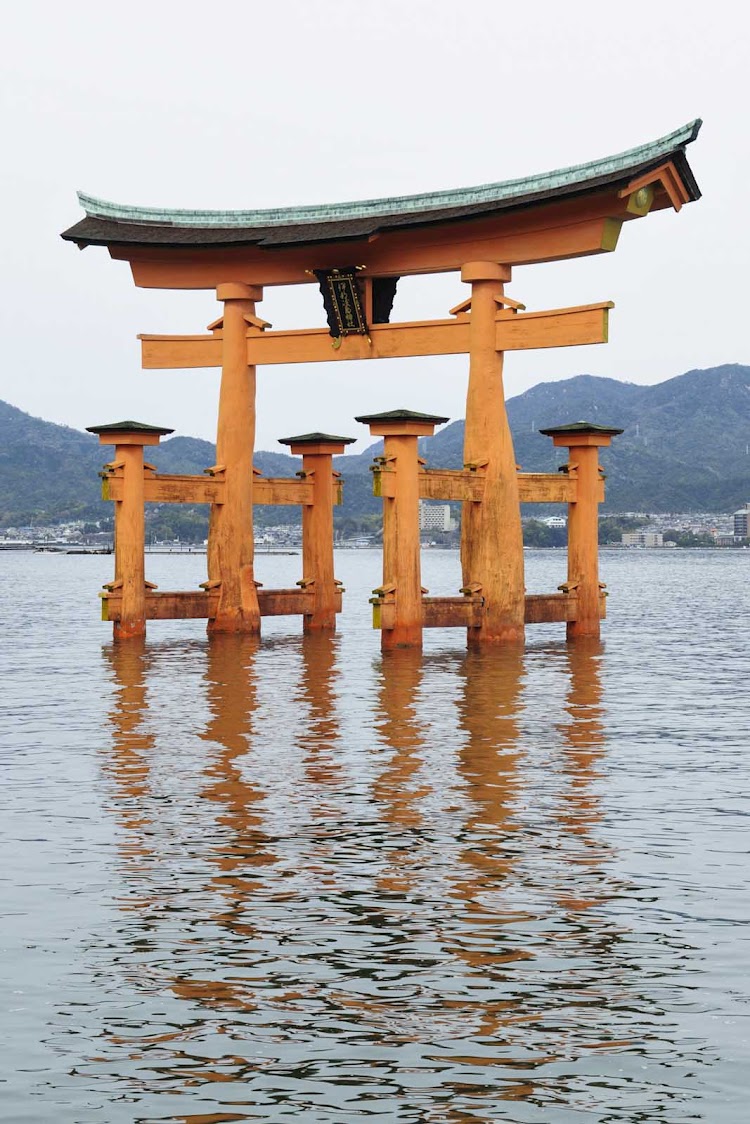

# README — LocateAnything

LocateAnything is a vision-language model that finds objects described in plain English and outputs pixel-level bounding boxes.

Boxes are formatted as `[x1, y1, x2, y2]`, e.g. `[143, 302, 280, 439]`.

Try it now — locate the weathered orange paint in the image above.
[139, 300, 611, 371]
[565, 443, 604, 640]
[102, 586, 329, 621]
[461, 262, 525, 647]
[207, 283, 261, 634]
[546, 429, 617, 640]
[290, 441, 349, 632]
[366, 419, 441, 650]
[94, 427, 165, 640]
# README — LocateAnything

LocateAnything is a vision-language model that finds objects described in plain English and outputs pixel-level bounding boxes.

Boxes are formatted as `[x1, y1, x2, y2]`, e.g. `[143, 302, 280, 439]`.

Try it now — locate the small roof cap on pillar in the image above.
[86, 420, 175, 436]
[278, 431, 356, 446]
[354, 408, 449, 425]
[538, 420, 623, 437]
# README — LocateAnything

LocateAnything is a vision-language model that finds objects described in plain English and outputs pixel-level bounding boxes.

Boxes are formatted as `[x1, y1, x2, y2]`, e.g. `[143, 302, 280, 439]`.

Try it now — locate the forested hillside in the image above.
[1, 364, 748, 525]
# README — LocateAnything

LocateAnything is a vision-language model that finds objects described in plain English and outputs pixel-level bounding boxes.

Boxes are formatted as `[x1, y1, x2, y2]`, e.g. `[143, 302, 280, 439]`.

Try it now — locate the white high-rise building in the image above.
[419, 502, 453, 532]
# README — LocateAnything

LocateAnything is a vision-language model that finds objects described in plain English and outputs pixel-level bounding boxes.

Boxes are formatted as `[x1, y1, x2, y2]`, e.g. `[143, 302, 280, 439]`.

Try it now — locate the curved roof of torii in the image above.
[62, 121, 701, 251]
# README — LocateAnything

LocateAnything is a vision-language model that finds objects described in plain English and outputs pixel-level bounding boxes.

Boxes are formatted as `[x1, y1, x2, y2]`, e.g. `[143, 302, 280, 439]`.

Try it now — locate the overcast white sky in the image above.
[2, 0, 747, 451]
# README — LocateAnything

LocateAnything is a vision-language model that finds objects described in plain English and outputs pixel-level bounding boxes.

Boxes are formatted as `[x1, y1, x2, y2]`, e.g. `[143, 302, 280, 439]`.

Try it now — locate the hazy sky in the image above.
[2, 1, 747, 451]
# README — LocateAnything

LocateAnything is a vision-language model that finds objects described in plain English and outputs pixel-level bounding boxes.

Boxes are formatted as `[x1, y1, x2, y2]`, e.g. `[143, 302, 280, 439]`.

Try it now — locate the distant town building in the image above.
[419, 502, 453, 533]
[621, 531, 664, 547]
[542, 515, 567, 528]
[733, 504, 750, 538]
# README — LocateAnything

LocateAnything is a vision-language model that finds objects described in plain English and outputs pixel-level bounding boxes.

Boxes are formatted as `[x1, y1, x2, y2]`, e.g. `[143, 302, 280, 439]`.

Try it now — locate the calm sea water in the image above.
[1, 548, 749, 1123]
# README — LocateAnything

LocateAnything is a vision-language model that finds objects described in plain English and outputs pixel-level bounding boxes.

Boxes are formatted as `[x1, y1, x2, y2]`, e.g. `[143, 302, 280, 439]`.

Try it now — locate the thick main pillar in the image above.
[357, 409, 447, 650]
[540, 422, 622, 640]
[208, 282, 262, 633]
[278, 432, 355, 631]
[87, 421, 173, 640]
[460, 261, 525, 647]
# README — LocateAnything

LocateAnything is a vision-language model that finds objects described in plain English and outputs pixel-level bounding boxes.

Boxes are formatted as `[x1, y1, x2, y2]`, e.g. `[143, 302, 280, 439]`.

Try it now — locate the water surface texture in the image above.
[2, 550, 749, 1122]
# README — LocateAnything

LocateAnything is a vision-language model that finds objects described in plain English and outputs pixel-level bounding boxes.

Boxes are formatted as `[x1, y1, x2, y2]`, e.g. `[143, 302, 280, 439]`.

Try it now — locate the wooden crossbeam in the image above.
[254, 478, 316, 506]
[422, 596, 484, 628]
[102, 473, 226, 505]
[417, 468, 485, 502]
[102, 473, 328, 506]
[123, 214, 624, 290]
[139, 301, 613, 370]
[495, 302, 612, 351]
[101, 586, 330, 621]
[517, 473, 577, 503]
[371, 590, 606, 631]
[414, 469, 587, 504]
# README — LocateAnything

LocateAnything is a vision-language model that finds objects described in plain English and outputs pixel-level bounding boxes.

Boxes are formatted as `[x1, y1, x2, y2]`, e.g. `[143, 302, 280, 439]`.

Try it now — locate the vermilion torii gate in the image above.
[62, 120, 701, 645]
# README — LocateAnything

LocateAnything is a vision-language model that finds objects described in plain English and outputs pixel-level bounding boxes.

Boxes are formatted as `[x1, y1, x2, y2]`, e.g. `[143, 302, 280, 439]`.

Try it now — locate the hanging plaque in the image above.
[314, 268, 368, 338]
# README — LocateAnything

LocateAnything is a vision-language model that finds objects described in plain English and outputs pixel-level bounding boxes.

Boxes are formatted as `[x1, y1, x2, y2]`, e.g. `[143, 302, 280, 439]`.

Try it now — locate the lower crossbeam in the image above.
[101, 587, 336, 621]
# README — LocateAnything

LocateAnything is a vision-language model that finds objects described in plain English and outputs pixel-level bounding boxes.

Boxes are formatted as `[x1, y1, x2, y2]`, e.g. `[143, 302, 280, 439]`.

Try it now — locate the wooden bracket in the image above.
[372, 583, 396, 597]
[449, 296, 473, 316]
[244, 312, 273, 330]
[199, 579, 222, 590]
[494, 294, 526, 311]
[204, 464, 226, 477]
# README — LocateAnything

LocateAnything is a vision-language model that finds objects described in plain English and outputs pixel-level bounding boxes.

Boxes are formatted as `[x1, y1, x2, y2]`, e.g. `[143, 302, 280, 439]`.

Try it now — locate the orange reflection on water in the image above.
[373, 648, 432, 896]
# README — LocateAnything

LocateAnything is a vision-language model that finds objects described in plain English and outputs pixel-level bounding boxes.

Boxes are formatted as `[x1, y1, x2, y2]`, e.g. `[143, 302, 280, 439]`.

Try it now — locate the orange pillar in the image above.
[278, 432, 355, 631]
[208, 282, 262, 633]
[460, 261, 525, 647]
[539, 422, 622, 640]
[87, 421, 172, 640]
[357, 409, 447, 650]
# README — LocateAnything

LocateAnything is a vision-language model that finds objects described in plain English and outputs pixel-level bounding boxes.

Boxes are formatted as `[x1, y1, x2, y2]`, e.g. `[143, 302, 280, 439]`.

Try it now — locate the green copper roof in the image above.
[278, 432, 356, 446]
[539, 421, 624, 436]
[355, 409, 450, 425]
[75, 121, 701, 230]
[86, 420, 174, 436]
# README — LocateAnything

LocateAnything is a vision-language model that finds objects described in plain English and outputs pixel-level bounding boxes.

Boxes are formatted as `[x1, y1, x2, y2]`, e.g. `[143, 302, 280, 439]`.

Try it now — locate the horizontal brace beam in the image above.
[102, 474, 325, 506]
[418, 468, 485, 502]
[102, 590, 218, 621]
[422, 595, 484, 628]
[257, 588, 318, 616]
[382, 469, 590, 504]
[523, 591, 606, 624]
[140, 333, 222, 369]
[517, 473, 576, 503]
[101, 587, 336, 621]
[103, 473, 226, 505]
[371, 591, 606, 631]
[254, 478, 317, 506]
[139, 301, 612, 370]
[496, 302, 612, 351]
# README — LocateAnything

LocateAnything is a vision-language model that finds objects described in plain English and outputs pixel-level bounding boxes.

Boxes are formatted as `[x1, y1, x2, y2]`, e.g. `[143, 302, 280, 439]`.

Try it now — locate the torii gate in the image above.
[62, 120, 701, 645]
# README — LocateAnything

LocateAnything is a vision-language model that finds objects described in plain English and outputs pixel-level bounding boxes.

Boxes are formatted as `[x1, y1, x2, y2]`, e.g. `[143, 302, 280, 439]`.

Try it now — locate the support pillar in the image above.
[87, 421, 173, 640]
[540, 422, 623, 640]
[208, 282, 263, 633]
[278, 432, 355, 631]
[460, 261, 525, 647]
[357, 409, 447, 650]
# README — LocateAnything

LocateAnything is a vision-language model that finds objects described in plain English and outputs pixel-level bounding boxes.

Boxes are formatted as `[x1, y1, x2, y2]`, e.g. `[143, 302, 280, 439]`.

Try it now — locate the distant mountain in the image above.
[1, 364, 749, 524]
